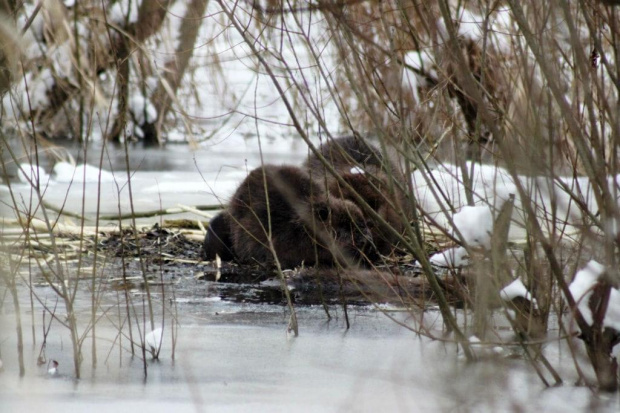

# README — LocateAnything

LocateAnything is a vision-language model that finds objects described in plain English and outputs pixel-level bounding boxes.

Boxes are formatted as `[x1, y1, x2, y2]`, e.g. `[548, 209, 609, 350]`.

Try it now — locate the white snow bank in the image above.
[452, 205, 493, 249]
[53, 162, 116, 183]
[18, 163, 50, 185]
[3, 68, 56, 118]
[411, 162, 604, 243]
[568, 260, 620, 332]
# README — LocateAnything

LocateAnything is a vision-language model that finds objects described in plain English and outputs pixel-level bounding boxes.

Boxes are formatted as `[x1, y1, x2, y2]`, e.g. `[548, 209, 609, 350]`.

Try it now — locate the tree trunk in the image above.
[583, 283, 620, 391]
[152, 0, 209, 144]
[108, 0, 174, 143]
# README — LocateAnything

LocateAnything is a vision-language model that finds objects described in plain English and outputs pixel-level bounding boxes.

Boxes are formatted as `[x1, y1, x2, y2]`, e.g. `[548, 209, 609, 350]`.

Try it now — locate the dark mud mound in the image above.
[94, 224, 435, 306]
[99, 224, 203, 262]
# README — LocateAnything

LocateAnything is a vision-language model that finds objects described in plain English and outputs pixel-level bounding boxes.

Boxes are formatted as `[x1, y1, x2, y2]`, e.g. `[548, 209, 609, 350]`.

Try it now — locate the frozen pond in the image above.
[1, 135, 311, 220]
[3, 292, 619, 413]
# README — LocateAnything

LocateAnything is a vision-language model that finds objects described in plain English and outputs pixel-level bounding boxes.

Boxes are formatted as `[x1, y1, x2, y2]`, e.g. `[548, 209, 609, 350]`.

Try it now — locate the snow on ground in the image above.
[428, 246, 470, 268]
[17, 163, 51, 185]
[568, 260, 620, 332]
[500, 278, 537, 308]
[415, 162, 619, 270]
[165, 2, 344, 145]
[411, 162, 601, 243]
[452, 205, 493, 249]
[52, 162, 116, 183]
[129, 95, 157, 126]
[402, 49, 436, 103]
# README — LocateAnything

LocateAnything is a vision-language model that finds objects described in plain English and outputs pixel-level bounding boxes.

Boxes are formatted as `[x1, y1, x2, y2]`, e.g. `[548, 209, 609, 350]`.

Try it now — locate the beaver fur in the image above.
[228, 164, 372, 268]
[305, 136, 407, 256]
[202, 211, 235, 261]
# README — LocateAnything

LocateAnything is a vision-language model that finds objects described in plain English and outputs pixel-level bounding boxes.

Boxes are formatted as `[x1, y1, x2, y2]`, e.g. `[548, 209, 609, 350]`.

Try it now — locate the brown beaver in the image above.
[228, 164, 372, 268]
[305, 136, 407, 256]
[202, 211, 235, 261]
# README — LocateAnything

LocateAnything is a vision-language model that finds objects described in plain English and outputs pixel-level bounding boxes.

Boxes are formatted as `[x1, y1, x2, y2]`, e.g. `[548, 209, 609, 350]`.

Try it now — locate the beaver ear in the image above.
[313, 202, 330, 221]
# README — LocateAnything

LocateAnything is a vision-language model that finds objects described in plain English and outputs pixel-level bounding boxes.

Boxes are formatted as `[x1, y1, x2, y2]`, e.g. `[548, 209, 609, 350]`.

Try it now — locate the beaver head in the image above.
[305, 137, 408, 257]
[305, 197, 373, 266]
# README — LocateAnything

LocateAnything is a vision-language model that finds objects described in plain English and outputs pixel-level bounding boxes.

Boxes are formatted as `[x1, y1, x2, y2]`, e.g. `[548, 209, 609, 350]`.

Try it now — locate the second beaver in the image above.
[305, 136, 408, 257]
[228, 164, 373, 268]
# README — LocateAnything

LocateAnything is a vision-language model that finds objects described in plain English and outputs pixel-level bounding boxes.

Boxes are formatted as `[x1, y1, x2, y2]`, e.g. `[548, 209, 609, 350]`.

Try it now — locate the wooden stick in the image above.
[176, 204, 219, 219]
[98, 204, 222, 220]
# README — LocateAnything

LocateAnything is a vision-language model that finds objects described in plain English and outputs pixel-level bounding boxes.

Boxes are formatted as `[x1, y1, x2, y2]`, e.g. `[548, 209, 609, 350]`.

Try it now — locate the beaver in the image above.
[305, 136, 408, 256]
[202, 211, 235, 261]
[228, 164, 372, 268]
[305, 135, 400, 176]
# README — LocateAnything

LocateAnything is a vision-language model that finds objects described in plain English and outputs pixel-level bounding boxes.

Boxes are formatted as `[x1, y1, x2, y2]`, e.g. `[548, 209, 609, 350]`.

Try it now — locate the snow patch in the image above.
[129, 95, 157, 125]
[437, 8, 515, 53]
[568, 260, 620, 332]
[145, 328, 163, 355]
[429, 246, 470, 268]
[18, 163, 50, 185]
[453, 205, 493, 249]
[53, 162, 116, 183]
[500, 278, 537, 308]
[411, 161, 604, 243]
[402, 50, 437, 102]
